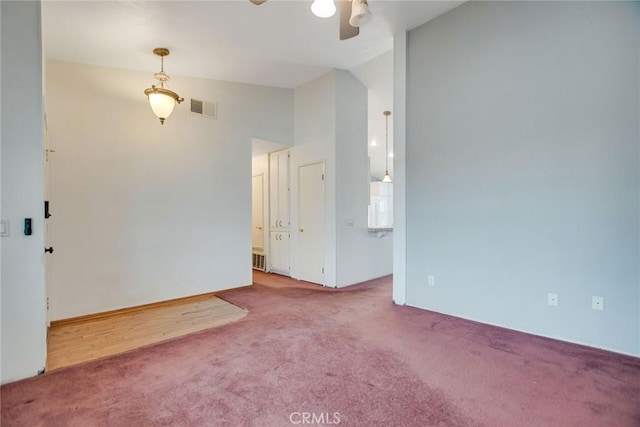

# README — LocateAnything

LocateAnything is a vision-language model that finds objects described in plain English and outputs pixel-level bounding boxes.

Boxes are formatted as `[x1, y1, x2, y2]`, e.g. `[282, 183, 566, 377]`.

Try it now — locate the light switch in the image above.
[1, 220, 9, 237]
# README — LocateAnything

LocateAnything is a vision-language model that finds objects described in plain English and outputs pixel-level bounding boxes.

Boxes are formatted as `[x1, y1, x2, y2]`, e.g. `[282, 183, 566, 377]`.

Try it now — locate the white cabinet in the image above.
[268, 149, 290, 275]
[269, 232, 290, 275]
[269, 149, 289, 229]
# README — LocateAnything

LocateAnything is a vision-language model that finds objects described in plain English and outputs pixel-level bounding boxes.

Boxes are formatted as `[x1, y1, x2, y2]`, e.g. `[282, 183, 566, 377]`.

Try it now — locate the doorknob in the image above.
[44, 247, 54, 254]
[257, 226, 262, 230]
[299, 228, 304, 232]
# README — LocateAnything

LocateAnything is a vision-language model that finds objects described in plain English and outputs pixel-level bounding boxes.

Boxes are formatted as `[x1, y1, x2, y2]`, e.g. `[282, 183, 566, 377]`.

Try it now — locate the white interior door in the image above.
[298, 162, 324, 285]
[269, 149, 289, 229]
[251, 174, 264, 250]
[277, 151, 289, 227]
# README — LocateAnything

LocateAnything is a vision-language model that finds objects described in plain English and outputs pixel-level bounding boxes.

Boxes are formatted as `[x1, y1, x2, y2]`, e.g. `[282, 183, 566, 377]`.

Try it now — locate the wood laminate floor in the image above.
[47, 294, 248, 371]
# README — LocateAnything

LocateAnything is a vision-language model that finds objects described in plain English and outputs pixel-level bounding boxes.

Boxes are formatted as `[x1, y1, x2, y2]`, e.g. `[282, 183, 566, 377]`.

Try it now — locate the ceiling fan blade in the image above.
[249, 0, 268, 5]
[339, 0, 359, 40]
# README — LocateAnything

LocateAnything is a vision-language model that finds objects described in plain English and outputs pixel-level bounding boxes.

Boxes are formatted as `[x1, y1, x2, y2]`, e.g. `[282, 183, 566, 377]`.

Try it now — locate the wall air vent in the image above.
[190, 98, 217, 119]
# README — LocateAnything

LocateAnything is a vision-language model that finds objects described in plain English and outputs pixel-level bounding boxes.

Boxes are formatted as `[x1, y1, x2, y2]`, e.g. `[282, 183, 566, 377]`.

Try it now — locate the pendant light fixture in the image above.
[144, 48, 184, 125]
[382, 110, 392, 183]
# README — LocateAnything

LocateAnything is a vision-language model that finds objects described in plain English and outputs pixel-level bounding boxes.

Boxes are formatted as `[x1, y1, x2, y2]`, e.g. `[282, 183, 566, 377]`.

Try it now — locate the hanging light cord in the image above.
[382, 111, 391, 175]
[385, 112, 389, 173]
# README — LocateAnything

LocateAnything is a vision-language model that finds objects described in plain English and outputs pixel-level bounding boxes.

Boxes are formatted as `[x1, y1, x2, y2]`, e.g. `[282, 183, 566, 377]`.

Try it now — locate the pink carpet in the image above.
[2, 272, 639, 426]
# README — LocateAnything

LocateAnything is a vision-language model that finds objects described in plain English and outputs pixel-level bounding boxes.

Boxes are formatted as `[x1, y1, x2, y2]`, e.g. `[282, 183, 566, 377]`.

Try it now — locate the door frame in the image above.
[251, 172, 266, 253]
[44, 122, 54, 328]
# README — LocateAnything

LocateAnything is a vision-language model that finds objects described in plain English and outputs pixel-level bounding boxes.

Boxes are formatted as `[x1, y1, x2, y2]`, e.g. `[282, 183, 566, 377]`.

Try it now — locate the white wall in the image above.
[290, 70, 392, 288]
[1, 1, 48, 383]
[349, 52, 396, 288]
[290, 72, 337, 287]
[46, 60, 293, 320]
[335, 70, 393, 287]
[392, 32, 408, 305]
[350, 50, 394, 181]
[405, 1, 640, 355]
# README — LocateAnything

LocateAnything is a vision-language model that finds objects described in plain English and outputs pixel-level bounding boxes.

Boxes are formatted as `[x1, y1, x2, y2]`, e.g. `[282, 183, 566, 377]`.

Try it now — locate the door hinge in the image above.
[322, 267, 324, 273]
[322, 174, 324, 180]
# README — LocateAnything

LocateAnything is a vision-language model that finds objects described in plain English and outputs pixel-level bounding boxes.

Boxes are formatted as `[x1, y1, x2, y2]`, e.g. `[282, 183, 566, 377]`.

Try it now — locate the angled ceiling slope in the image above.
[42, 1, 464, 89]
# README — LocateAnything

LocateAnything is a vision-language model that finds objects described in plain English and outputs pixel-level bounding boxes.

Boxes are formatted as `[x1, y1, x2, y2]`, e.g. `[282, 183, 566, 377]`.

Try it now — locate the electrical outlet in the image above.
[428, 275, 435, 287]
[592, 296, 604, 311]
[548, 293, 558, 306]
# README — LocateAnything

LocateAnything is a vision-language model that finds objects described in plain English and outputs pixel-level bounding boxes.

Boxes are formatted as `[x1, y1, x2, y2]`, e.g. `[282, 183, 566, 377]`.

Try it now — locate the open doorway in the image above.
[350, 51, 395, 231]
[251, 138, 291, 276]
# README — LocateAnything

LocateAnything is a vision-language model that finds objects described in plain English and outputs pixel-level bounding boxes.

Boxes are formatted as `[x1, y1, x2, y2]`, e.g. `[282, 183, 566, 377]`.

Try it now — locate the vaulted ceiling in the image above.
[42, 1, 463, 88]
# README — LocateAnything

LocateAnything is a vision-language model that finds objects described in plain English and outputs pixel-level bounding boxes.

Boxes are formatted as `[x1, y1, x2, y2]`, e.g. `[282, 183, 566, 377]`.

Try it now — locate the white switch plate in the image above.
[428, 275, 435, 287]
[548, 293, 558, 306]
[0, 219, 9, 237]
[592, 296, 604, 311]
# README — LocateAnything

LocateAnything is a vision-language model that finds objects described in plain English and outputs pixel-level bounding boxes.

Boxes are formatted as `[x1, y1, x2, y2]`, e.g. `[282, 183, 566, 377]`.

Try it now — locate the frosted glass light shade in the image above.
[349, 0, 371, 27]
[382, 172, 392, 183]
[311, 0, 336, 18]
[149, 93, 175, 122]
[144, 85, 183, 125]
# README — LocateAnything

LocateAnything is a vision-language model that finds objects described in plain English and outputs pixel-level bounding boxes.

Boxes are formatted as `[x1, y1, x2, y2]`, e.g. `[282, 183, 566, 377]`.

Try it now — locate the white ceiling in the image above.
[42, 0, 464, 89]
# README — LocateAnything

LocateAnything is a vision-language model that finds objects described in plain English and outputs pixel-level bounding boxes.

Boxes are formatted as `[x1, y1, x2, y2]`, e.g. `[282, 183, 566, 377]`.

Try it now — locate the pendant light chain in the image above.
[159, 55, 165, 88]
